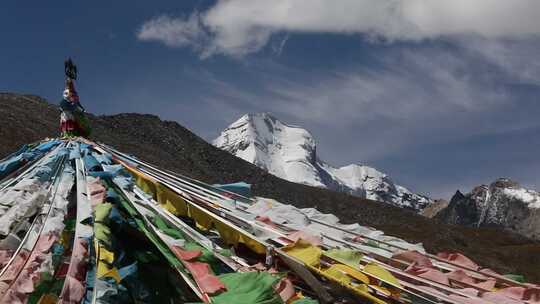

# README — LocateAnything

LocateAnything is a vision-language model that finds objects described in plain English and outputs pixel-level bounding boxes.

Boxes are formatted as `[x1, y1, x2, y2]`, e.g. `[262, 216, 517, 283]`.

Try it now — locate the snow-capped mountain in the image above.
[213, 113, 432, 211]
[436, 178, 540, 240]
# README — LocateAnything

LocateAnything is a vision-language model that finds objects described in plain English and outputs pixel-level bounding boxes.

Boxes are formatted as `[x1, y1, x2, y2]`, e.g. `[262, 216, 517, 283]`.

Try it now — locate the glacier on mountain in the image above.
[213, 113, 432, 211]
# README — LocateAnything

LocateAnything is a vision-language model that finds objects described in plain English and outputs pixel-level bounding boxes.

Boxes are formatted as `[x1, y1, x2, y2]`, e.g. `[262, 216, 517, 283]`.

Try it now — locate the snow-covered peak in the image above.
[467, 178, 540, 209]
[213, 113, 322, 186]
[494, 178, 540, 209]
[330, 164, 390, 191]
[214, 113, 433, 211]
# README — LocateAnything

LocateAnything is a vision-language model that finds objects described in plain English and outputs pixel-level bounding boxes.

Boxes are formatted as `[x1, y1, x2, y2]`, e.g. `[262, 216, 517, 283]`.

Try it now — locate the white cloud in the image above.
[137, 0, 540, 56]
[137, 14, 208, 50]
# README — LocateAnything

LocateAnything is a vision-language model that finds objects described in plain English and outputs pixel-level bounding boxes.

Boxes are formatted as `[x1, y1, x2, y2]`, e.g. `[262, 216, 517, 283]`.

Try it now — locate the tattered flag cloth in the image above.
[0, 138, 538, 304]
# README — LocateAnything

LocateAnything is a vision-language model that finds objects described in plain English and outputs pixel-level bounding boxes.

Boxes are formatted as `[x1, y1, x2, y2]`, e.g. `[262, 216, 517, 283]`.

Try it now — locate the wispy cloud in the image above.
[272, 48, 506, 120]
[137, 0, 540, 57]
[459, 37, 540, 86]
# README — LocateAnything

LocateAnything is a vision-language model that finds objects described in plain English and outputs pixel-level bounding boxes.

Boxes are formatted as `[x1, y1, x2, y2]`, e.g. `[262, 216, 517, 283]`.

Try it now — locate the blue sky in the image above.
[1, 1, 540, 199]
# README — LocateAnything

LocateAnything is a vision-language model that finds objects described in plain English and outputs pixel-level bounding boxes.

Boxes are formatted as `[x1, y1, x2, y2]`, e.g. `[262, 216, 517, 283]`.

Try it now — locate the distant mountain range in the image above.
[215, 113, 540, 241]
[434, 178, 540, 240]
[214, 113, 433, 211]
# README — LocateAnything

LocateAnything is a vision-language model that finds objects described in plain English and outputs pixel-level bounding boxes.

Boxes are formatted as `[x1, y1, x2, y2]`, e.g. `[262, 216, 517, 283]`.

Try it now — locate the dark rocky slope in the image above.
[1, 92, 540, 282]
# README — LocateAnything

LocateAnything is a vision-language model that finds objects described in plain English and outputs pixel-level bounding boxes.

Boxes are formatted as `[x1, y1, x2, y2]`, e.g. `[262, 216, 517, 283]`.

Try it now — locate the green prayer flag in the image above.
[324, 248, 363, 267]
[504, 274, 526, 283]
[211, 272, 284, 304]
[152, 215, 185, 240]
